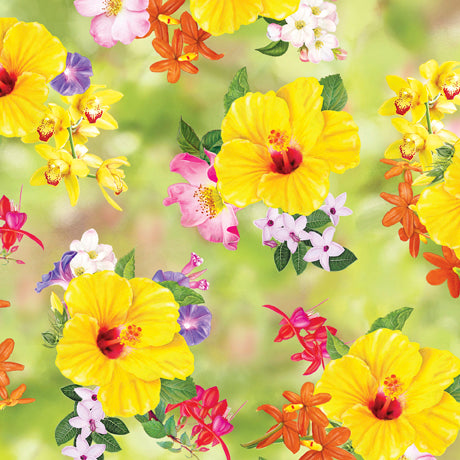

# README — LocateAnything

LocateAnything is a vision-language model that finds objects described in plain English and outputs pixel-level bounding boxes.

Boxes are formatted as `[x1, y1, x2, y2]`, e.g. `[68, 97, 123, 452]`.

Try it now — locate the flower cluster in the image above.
[264, 304, 338, 375]
[0, 192, 43, 264]
[379, 59, 460, 297]
[264, 0, 346, 63]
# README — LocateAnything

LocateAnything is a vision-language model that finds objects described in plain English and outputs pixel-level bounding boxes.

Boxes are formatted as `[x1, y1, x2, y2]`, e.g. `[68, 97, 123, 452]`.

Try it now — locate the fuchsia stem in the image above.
[0, 228, 44, 249]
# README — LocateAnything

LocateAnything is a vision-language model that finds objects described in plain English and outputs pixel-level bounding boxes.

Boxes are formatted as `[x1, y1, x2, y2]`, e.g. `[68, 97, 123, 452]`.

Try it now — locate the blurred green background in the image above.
[1, 0, 460, 458]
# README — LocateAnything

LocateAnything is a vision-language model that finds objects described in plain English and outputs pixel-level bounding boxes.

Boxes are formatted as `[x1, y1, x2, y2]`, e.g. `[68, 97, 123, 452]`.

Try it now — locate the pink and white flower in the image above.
[74, 0, 150, 48]
[69, 402, 107, 439]
[62, 435, 106, 460]
[74, 386, 101, 411]
[254, 208, 282, 243]
[303, 226, 344, 271]
[302, 0, 338, 31]
[164, 151, 240, 251]
[403, 444, 436, 460]
[267, 23, 283, 41]
[272, 214, 310, 254]
[281, 5, 317, 48]
[308, 33, 339, 63]
[320, 192, 352, 226]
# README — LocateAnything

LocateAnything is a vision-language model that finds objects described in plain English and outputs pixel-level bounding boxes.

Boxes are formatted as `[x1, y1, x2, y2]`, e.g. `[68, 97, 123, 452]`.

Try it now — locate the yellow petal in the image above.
[30, 166, 48, 186]
[257, 157, 330, 215]
[95, 89, 123, 106]
[377, 97, 397, 116]
[348, 329, 422, 388]
[64, 175, 80, 207]
[56, 313, 115, 386]
[444, 153, 460, 199]
[306, 110, 360, 173]
[386, 75, 408, 93]
[1, 21, 66, 82]
[98, 368, 161, 417]
[391, 117, 413, 134]
[276, 77, 324, 153]
[70, 158, 90, 178]
[384, 139, 403, 159]
[221, 91, 291, 146]
[50, 291, 63, 314]
[316, 355, 378, 421]
[411, 102, 427, 123]
[409, 392, 460, 456]
[97, 111, 118, 130]
[419, 59, 439, 81]
[35, 143, 58, 160]
[127, 278, 180, 347]
[0, 18, 18, 53]
[215, 139, 272, 207]
[260, 0, 299, 19]
[64, 272, 131, 327]
[98, 183, 123, 211]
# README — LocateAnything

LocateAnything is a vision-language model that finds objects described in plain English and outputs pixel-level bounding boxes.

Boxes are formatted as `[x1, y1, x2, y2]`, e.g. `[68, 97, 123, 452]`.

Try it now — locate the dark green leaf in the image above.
[158, 281, 205, 307]
[102, 417, 129, 435]
[256, 40, 289, 57]
[134, 414, 149, 424]
[160, 376, 197, 405]
[114, 249, 135, 279]
[42, 331, 58, 347]
[262, 16, 286, 25]
[311, 247, 357, 272]
[274, 242, 291, 272]
[200, 129, 223, 155]
[305, 210, 331, 229]
[177, 118, 201, 155]
[326, 330, 349, 359]
[141, 420, 166, 438]
[92, 432, 121, 452]
[319, 74, 348, 111]
[97, 455, 104, 460]
[157, 441, 174, 449]
[367, 307, 414, 334]
[61, 384, 82, 402]
[224, 67, 250, 115]
[154, 399, 166, 423]
[55, 412, 78, 446]
[292, 243, 308, 275]
[164, 416, 177, 437]
[446, 375, 460, 402]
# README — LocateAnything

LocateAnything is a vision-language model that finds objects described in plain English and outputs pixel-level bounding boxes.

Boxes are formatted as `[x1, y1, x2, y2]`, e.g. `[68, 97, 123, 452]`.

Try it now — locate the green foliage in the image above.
[292, 243, 308, 275]
[367, 307, 414, 334]
[310, 247, 357, 272]
[200, 129, 223, 155]
[305, 210, 331, 229]
[446, 375, 460, 402]
[154, 399, 167, 423]
[326, 330, 350, 359]
[320, 74, 348, 111]
[101, 417, 129, 435]
[177, 118, 201, 155]
[426, 143, 455, 184]
[141, 419, 166, 439]
[256, 40, 289, 57]
[42, 331, 59, 348]
[274, 241, 291, 271]
[60, 384, 82, 402]
[55, 412, 78, 446]
[114, 249, 135, 279]
[262, 17, 286, 26]
[160, 376, 197, 405]
[164, 416, 177, 437]
[224, 67, 250, 115]
[91, 432, 121, 452]
[157, 440, 175, 449]
[158, 280, 205, 307]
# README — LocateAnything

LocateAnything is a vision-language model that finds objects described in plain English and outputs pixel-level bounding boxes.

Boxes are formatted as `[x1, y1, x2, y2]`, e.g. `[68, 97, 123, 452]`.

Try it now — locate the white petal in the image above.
[319, 252, 330, 271]
[328, 242, 345, 257]
[322, 226, 336, 244]
[304, 246, 322, 262]
[335, 192, 347, 208]
[309, 231, 324, 247]
[80, 229, 99, 251]
[287, 239, 298, 254]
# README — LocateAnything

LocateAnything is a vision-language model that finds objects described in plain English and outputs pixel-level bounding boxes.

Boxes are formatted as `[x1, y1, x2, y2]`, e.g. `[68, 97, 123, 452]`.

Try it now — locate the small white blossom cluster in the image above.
[266, 0, 346, 64]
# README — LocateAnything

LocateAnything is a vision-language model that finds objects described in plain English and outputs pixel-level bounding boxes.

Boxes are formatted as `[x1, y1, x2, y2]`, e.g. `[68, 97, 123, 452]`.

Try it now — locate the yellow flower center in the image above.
[301, 440, 323, 451]
[104, 0, 123, 16]
[120, 324, 143, 347]
[45, 160, 65, 186]
[88, 250, 98, 259]
[383, 374, 404, 400]
[158, 14, 180, 25]
[268, 129, 289, 152]
[295, 20, 306, 30]
[311, 6, 321, 14]
[313, 28, 322, 38]
[441, 73, 460, 100]
[37, 117, 55, 142]
[178, 53, 198, 62]
[394, 88, 414, 115]
[74, 267, 86, 276]
[399, 134, 424, 161]
[84, 97, 104, 124]
[193, 185, 224, 219]
[284, 403, 304, 413]
[315, 40, 324, 50]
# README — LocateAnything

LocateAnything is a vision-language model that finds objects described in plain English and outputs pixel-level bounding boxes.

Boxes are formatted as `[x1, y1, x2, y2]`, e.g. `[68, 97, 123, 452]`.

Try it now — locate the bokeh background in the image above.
[1, 0, 460, 458]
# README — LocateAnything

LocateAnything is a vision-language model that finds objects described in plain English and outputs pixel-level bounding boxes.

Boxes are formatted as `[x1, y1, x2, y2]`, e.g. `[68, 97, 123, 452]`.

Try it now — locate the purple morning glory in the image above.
[152, 270, 190, 287]
[177, 304, 212, 346]
[36, 251, 77, 293]
[50, 52, 93, 96]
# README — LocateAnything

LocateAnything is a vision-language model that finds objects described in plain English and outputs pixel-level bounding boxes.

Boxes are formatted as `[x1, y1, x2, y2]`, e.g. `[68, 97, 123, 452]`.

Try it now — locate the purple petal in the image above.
[50, 52, 93, 96]
[36, 251, 77, 293]
[152, 270, 190, 287]
[178, 304, 212, 346]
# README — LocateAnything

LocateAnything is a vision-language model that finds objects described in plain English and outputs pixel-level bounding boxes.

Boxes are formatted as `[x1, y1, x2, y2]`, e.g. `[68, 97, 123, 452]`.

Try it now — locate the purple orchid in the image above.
[272, 213, 310, 254]
[177, 304, 212, 346]
[50, 52, 93, 96]
[35, 251, 77, 293]
[254, 208, 282, 244]
[62, 434, 105, 460]
[303, 227, 344, 271]
[320, 192, 352, 226]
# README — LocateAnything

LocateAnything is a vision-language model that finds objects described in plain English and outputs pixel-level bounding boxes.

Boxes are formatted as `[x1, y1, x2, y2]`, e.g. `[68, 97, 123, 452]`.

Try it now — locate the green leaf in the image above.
[42, 331, 59, 347]
[224, 67, 250, 115]
[262, 16, 286, 25]
[158, 281, 205, 307]
[157, 441, 174, 449]
[134, 414, 149, 424]
[292, 243, 308, 275]
[177, 118, 201, 155]
[102, 417, 129, 435]
[97, 455, 104, 460]
[319, 74, 348, 111]
[180, 432, 190, 446]
[256, 40, 289, 57]
[55, 412, 78, 446]
[446, 375, 460, 402]
[91, 432, 121, 452]
[200, 129, 223, 155]
[274, 241, 291, 272]
[164, 416, 177, 437]
[114, 249, 135, 279]
[160, 376, 197, 405]
[367, 307, 414, 334]
[326, 330, 349, 359]
[154, 399, 166, 423]
[141, 420, 166, 439]
[60, 384, 82, 402]
[311, 247, 357, 272]
[305, 210, 331, 229]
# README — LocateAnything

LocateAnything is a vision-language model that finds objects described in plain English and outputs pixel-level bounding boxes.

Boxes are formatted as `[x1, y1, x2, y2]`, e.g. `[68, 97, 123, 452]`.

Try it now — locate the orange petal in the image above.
[447, 273, 460, 298]
[0, 338, 14, 361]
[426, 268, 448, 285]
[380, 192, 402, 206]
[0, 300, 10, 308]
[382, 207, 405, 226]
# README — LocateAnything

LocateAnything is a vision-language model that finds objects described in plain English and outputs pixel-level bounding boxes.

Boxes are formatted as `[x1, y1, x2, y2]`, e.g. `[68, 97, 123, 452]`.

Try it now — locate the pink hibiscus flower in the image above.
[74, 0, 150, 48]
[164, 151, 240, 250]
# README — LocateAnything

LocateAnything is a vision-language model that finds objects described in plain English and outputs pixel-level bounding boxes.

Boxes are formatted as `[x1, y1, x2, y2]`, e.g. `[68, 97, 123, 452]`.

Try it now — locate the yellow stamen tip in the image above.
[284, 403, 303, 413]
[158, 14, 180, 25]
[178, 52, 198, 62]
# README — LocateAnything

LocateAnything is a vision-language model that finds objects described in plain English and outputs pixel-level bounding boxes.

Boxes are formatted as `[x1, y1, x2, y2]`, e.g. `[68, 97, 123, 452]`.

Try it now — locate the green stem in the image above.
[425, 102, 432, 135]
[87, 173, 97, 179]
[67, 126, 77, 159]
[241, 424, 282, 448]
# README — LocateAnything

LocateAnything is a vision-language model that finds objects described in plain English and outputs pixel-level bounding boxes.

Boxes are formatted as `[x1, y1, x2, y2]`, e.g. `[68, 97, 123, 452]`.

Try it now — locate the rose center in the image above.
[89, 419, 97, 432]
[323, 245, 329, 252]
[0, 65, 15, 97]
[442, 73, 460, 100]
[394, 88, 414, 116]
[295, 20, 306, 30]
[104, 0, 122, 16]
[267, 220, 274, 226]
[193, 185, 224, 219]
[97, 326, 124, 359]
[289, 232, 300, 243]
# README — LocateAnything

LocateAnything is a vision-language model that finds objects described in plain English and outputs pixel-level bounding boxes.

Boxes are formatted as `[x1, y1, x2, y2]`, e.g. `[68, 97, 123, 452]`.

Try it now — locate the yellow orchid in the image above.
[50, 292, 64, 314]
[21, 103, 70, 148]
[96, 157, 130, 211]
[420, 59, 460, 101]
[428, 93, 457, 121]
[71, 119, 100, 145]
[378, 76, 428, 122]
[62, 84, 123, 129]
[72, 143, 103, 169]
[30, 144, 89, 206]
[316, 328, 460, 460]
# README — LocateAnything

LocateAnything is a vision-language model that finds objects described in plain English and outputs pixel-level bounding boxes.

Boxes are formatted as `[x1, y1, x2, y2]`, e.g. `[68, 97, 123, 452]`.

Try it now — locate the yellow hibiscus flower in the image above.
[190, 0, 300, 36]
[0, 19, 66, 137]
[316, 328, 460, 460]
[214, 77, 360, 215]
[420, 59, 460, 101]
[56, 271, 194, 417]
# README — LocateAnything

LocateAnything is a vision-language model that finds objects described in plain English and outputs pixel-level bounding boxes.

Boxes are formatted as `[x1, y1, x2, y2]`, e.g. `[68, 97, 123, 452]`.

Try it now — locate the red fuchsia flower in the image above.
[164, 150, 240, 250]
[424, 246, 460, 298]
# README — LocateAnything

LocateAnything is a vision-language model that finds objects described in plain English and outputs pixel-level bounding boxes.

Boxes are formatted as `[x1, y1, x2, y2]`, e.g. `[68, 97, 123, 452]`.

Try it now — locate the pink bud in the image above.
[182, 252, 203, 275]
[333, 48, 347, 60]
[266, 23, 282, 41]
[299, 46, 310, 62]
[263, 240, 278, 248]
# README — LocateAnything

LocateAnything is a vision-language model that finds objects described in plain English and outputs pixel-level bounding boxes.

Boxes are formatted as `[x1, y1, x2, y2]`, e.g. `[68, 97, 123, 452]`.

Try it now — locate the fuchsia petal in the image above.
[124, 0, 149, 10]
[170, 153, 214, 186]
[5, 212, 27, 229]
[74, 0, 105, 16]
[112, 9, 150, 45]
[164, 183, 208, 227]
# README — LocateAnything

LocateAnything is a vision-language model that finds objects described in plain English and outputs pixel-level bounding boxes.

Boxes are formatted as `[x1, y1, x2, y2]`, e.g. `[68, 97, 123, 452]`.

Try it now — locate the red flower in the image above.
[424, 246, 460, 298]
[180, 12, 224, 60]
[150, 29, 199, 83]
[143, 0, 185, 40]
